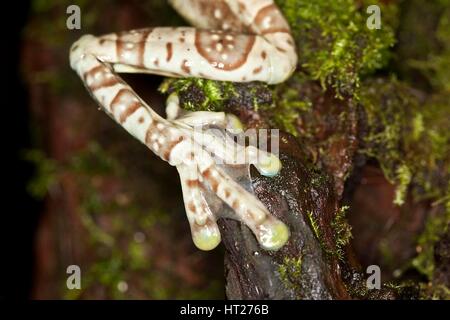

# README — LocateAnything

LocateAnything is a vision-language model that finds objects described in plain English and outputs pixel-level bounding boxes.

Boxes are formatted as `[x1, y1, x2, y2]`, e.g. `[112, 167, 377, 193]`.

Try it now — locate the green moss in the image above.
[306, 210, 321, 241]
[360, 78, 450, 206]
[420, 283, 450, 300]
[393, 164, 412, 206]
[412, 203, 450, 279]
[268, 0, 396, 136]
[275, 0, 395, 98]
[278, 256, 303, 293]
[344, 273, 419, 299]
[400, 2, 450, 91]
[160, 78, 275, 113]
[306, 210, 329, 255]
[271, 73, 313, 137]
[159, 78, 230, 112]
[359, 79, 411, 184]
[331, 206, 352, 261]
[158, 0, 396, 136]
[361, 76, 450, 287]
[305, 204, 353, 261]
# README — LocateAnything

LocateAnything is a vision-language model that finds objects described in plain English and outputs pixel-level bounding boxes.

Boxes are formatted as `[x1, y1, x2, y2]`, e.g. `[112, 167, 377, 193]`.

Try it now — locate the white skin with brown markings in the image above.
[70, 0, 298, 251]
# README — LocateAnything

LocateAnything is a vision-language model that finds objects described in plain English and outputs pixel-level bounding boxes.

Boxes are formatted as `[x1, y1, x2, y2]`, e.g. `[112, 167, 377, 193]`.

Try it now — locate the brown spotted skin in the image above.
[70, 0, 296, 251]
[252, 4, 291, 34]
[75, 0, 297, 84]
[116, 29, 153, 67]
[83, 65, 120, 91]
[170, 0, 251, 32]
[194, 31, 256, 71]
[166, 42, 173, 62]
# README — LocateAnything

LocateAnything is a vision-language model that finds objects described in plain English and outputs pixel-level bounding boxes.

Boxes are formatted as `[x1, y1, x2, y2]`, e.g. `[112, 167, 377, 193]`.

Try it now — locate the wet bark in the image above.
[218, 84, 355, 299]
[218, 83, 411, 300]
[220, 134, 349, 299]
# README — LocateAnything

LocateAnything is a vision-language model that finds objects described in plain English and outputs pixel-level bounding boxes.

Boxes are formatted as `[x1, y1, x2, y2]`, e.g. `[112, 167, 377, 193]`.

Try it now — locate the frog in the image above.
[69, 0, 297, 251]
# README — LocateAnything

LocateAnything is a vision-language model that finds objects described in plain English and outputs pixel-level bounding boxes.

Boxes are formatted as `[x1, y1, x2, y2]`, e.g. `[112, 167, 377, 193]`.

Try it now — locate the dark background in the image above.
[4, 0, 37, 300]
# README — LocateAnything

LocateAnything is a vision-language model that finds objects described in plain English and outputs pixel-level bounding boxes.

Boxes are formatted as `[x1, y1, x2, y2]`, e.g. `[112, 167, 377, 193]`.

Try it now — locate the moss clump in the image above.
[395, 0, 450, 91]
[306, 210, 321, 242]
[275, 0, 395, 98]
[159, 0, 396, 135]
[268, 0, 396, 137]
[356, 3, 450, 297]
[342, 270, 420, 299]
[332, 206, 352, 261]
[306, 206, 352, 261]
[271, 73, 313, 137]
[412, 191, 450, 280]
[306, 210, 331, 256]
[159, 78, 274, 113]
[393, 164, 412, 206]
[360, 78, 450, 207]
[159, 78, 232, 112]
[278, 256, 303, 294]
[420, 283, 450, 300]
[416, 5, 450, 92]
[360, 76, 449, 292]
